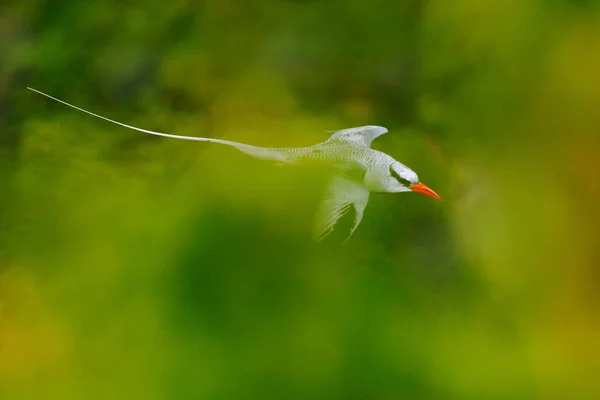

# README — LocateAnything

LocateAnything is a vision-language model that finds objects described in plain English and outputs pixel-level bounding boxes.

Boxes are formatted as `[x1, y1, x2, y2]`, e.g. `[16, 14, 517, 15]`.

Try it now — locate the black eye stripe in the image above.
[389, 166, 412, 186]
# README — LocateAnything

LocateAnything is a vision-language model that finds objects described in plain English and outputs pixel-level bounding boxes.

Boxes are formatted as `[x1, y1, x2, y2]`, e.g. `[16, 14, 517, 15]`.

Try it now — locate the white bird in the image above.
[27, 87, 442, 242]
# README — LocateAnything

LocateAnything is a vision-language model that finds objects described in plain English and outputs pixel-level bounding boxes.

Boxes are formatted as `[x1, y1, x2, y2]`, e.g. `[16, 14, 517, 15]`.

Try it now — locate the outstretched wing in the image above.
[325, 125, 388, 148]
[27, 87, 290, 162]
[315, 175, 370, 243]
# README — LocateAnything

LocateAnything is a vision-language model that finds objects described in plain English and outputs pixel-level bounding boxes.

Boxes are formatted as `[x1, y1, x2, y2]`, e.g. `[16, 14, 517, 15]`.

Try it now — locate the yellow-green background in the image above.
[2, 1, 600, 399]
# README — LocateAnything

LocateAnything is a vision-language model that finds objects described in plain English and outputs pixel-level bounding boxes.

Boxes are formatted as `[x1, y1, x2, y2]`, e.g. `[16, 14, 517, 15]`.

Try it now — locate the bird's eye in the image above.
[389, 166, 412, 187]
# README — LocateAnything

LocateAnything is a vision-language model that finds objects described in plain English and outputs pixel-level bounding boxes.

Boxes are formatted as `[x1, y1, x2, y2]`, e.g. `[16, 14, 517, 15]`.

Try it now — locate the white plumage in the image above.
[28, 87, 441, 242]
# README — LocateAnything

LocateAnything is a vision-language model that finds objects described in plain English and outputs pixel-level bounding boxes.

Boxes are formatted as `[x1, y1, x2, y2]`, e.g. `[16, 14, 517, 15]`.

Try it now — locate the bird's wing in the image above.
[325, 125, 388, 148]
[27, 87, 290, 162]
[315, 174, 370, 243]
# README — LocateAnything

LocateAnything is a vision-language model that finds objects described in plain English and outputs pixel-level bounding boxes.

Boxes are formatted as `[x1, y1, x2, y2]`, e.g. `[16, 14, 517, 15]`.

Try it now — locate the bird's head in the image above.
[388, 162, 442, 201]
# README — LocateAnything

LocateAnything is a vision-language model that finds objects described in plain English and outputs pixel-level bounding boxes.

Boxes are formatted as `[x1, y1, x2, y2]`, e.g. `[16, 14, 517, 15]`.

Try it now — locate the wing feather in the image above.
[315, 175, 370, 242]
[325, 125, 388, 148]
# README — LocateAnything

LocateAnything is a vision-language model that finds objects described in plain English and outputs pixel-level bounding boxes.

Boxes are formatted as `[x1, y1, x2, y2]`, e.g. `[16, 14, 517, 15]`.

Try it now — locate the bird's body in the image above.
[27, 87, 442, 242]
[267, 141, 409, 193]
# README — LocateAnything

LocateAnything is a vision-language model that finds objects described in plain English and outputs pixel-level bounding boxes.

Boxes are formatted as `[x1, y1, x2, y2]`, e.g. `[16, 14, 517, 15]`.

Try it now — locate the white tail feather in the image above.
[27, 87, 288, 161]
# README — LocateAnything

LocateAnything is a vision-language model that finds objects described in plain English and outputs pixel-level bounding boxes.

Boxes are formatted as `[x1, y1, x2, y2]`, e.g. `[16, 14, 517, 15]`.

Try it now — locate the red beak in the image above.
[409, 182, 443, 201]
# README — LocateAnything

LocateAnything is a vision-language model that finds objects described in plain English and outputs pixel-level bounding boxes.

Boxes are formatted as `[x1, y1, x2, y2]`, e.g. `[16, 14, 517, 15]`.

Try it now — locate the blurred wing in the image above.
[27, 87, 290, 162]
[326, 126, 388, 148]
[315, 175, 370, 242]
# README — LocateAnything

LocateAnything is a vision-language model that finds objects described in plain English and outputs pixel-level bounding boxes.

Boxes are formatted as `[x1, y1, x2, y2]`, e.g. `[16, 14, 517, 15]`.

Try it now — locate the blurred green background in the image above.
[2, 1, 600, 399]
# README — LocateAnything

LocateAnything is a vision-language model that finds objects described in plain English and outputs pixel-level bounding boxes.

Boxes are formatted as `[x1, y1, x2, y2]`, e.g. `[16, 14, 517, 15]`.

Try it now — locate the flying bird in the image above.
[28, 87, 442, 242]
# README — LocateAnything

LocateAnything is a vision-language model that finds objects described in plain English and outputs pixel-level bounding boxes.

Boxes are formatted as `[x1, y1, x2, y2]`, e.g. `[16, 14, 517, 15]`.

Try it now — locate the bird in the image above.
[27, 87, 442, 243]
